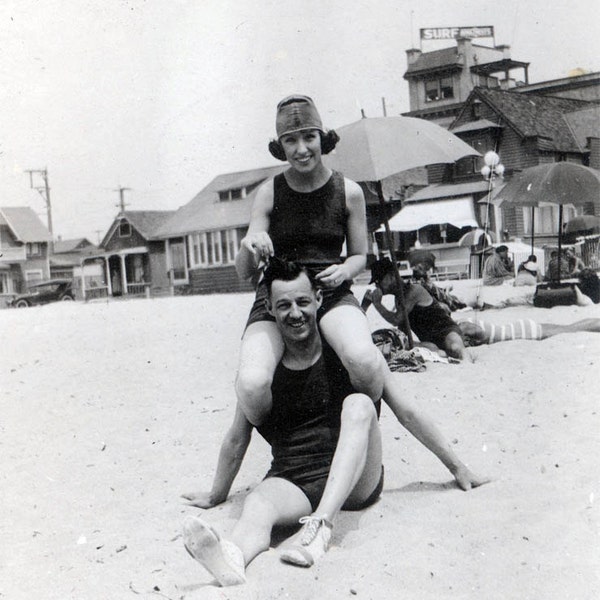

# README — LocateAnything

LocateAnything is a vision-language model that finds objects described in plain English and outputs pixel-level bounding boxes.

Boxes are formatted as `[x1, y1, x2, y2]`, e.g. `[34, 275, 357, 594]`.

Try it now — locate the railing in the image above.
[431, 260, 470, 281]
[0, 246, 26, 262]
[127, 282, 150, 296]
[84, 286, 109, 300]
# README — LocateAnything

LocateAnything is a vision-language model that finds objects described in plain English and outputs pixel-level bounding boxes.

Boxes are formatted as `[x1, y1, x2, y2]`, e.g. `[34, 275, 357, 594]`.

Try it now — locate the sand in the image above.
[1, 283, 599, 600]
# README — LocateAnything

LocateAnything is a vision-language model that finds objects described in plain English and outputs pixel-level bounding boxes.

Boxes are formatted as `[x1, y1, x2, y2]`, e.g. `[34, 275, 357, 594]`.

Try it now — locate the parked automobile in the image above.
[9, 279, 75, 308]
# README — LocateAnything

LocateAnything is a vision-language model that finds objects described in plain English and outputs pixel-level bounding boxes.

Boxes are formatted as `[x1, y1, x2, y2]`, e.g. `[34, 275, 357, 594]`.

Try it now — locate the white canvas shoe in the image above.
[279, 514, 333, 567]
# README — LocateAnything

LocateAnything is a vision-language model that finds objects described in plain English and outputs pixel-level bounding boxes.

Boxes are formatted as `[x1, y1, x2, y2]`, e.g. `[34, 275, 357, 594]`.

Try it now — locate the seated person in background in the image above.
[545, 251, 570, 281]
[458, 317, 600, 346]
[411, 263, 467, 312]
[577, 268, 600, 303]
[482, 245, 513, 286]
[362, 258, 469, 360]
[565, 248, 586, 277]
[514, 254, 541, 287]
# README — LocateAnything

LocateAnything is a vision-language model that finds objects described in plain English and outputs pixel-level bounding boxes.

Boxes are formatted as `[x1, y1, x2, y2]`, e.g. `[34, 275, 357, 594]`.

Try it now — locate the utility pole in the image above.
[25, 168, 54, 253]
[115, 187, 131, 213]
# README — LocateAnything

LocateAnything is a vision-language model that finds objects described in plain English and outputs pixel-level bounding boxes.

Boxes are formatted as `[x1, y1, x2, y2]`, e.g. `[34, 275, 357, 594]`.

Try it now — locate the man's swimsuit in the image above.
[256, 344, 382, 511]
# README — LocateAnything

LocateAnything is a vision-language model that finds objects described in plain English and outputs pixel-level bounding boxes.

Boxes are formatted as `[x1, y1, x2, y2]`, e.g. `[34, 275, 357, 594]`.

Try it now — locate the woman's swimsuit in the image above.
[246, 171, 361, 328]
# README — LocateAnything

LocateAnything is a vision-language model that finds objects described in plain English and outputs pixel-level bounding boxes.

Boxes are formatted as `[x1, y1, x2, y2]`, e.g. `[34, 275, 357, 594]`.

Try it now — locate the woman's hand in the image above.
[240, 232, 274, 261]
[315, 264, 351, 289]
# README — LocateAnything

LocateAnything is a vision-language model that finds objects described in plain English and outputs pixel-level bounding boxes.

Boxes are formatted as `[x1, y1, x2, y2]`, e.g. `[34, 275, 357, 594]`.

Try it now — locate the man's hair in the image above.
[495, 245, 508, 253]
[262, 257, 317, 295]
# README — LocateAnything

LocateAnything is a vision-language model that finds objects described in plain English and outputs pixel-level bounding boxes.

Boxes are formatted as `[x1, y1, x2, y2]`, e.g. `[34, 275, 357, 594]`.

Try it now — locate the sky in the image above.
[0, 0, 598, 243]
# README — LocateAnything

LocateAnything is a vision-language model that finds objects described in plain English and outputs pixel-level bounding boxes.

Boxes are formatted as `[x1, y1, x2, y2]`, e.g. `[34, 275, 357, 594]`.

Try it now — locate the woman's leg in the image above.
[320, 305, 384, 401]
[540, 318, 600, 338]
[235, 321, 284, 426]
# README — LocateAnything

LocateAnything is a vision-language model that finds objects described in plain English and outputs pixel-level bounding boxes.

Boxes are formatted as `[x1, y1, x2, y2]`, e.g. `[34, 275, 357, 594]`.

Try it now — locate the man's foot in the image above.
[183, 516, 246, 586]
[279, 514, 333, 568]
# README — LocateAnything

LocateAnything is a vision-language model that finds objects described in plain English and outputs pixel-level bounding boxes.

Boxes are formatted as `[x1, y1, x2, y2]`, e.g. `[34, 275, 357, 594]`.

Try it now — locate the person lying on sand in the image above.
[362, 258, 470, 360]
[457, 317, 600, 346]
[181, 260, 488, 587]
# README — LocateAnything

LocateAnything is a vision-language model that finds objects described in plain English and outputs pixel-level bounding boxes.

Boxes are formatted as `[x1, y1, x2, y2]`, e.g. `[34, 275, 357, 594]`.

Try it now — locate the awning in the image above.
[407, 181, 490, 202]
[377, 197, 478, 232]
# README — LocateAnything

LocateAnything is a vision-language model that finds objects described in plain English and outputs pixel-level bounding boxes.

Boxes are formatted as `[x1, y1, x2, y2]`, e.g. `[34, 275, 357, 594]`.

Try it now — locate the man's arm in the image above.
[367, 287, 405, 328]
[182, 406, 253, 507]
[382, 371, 489, 490]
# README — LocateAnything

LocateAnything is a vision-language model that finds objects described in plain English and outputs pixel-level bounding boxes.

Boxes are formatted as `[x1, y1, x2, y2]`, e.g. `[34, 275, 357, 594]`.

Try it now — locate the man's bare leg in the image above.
[280, 393, 382, 567]
[184, 478, 311, 586]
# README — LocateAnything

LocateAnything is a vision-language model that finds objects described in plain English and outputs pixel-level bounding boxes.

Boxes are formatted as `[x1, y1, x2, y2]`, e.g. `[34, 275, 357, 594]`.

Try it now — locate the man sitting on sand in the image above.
[181, 259, 487, 587]
[362, 258, 470, 360]
[482, 245, 514, 286]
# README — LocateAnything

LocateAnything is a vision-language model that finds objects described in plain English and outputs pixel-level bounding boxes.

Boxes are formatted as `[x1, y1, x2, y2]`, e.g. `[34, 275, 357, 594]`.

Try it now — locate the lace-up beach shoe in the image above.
[279, 514, 333, 567]
[183, 516, 246, 586]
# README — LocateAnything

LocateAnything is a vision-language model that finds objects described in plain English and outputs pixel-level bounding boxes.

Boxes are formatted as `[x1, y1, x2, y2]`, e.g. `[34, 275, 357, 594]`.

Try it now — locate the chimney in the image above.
[406, 48, 422, 65]
[495, 44, 512, 59]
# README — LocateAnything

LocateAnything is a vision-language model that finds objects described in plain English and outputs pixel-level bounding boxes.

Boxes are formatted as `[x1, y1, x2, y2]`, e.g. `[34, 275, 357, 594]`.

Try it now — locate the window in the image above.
[425, 76, 454, 102]
[188, 227, 249, 268]
[26, 242, 42, 257]
[25, 270, 43, 284]
[523, 206, 578, 234]
[119, 221, 131, 237]
[218, 187, 245, 201]
[0, 272, 11, 294]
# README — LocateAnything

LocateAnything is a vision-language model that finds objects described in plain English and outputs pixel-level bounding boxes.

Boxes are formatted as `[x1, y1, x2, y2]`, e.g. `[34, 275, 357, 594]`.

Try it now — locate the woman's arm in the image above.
[315, 178, 368, 287]
[182, 406, 253, 507]
[235, 181, 275, 280]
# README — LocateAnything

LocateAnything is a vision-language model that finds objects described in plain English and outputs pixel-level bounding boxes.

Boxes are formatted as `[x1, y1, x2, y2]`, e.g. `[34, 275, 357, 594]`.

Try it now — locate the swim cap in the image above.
[275, 95, 324, 138]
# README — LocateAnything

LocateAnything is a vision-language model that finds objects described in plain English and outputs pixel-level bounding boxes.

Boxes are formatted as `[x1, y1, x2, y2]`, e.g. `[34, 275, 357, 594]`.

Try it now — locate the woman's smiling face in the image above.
[279, 129, 322, 172]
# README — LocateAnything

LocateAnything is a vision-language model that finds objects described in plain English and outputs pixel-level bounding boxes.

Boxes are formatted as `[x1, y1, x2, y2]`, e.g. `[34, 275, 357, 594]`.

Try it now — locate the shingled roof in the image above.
[156, 165, 287, 238]
[404, 47, 463, 77]
[0, 206, 51, 242]
[453, 88, 595, 152]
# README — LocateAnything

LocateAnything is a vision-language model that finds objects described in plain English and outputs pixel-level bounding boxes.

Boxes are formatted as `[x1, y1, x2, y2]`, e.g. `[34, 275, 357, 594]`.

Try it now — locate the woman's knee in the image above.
[339, 341, 382, 380]
[236, 367, 273, 402]
[341, 393, 377, 426]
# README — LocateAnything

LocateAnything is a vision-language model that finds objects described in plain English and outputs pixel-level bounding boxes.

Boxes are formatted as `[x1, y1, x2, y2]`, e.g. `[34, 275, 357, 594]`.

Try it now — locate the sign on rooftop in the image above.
[420, 26, 494, 41]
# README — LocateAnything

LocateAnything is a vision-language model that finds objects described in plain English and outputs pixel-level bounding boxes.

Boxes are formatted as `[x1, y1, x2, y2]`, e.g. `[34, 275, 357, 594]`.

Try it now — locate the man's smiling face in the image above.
[267, 272, 322, 344]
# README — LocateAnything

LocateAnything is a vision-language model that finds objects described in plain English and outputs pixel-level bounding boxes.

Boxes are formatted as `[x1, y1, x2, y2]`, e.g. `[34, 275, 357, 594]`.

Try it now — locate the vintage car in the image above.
[8, 279, 75, 308]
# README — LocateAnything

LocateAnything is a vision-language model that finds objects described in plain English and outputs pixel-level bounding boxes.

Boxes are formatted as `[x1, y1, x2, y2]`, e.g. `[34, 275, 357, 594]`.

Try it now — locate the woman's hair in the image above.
[268, 130, 340, 161]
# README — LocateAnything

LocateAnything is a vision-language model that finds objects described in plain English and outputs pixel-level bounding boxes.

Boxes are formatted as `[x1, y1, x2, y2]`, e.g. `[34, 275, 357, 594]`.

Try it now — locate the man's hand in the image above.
[370, 287, 383, 304]
[452, 464, 491, 491]
[181, 491, 224, 509]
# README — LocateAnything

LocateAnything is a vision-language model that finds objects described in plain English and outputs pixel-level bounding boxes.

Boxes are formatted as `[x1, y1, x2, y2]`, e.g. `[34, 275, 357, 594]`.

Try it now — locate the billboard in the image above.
[420, 26, 494, 41]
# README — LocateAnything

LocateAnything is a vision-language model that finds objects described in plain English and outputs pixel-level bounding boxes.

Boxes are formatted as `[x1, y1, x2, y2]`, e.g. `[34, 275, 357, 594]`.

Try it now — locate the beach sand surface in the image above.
[1, 285, 599, 599]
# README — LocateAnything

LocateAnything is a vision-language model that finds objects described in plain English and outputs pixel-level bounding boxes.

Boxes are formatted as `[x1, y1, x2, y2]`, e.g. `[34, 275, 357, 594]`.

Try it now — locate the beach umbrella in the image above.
[325, 116, 480, 347]
[457, 228, 496, 248]
[325, 116, 480, 182]
[564, 214, 600, 234]
[493, 162, 600, 282]
[493, 162, 600, 208]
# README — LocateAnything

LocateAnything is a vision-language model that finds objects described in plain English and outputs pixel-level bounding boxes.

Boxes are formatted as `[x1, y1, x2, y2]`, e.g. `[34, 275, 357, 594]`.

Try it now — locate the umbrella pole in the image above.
[531, 207, 535, 256]
[557, 204, 563, 284]
[375, 180, 414, 349]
